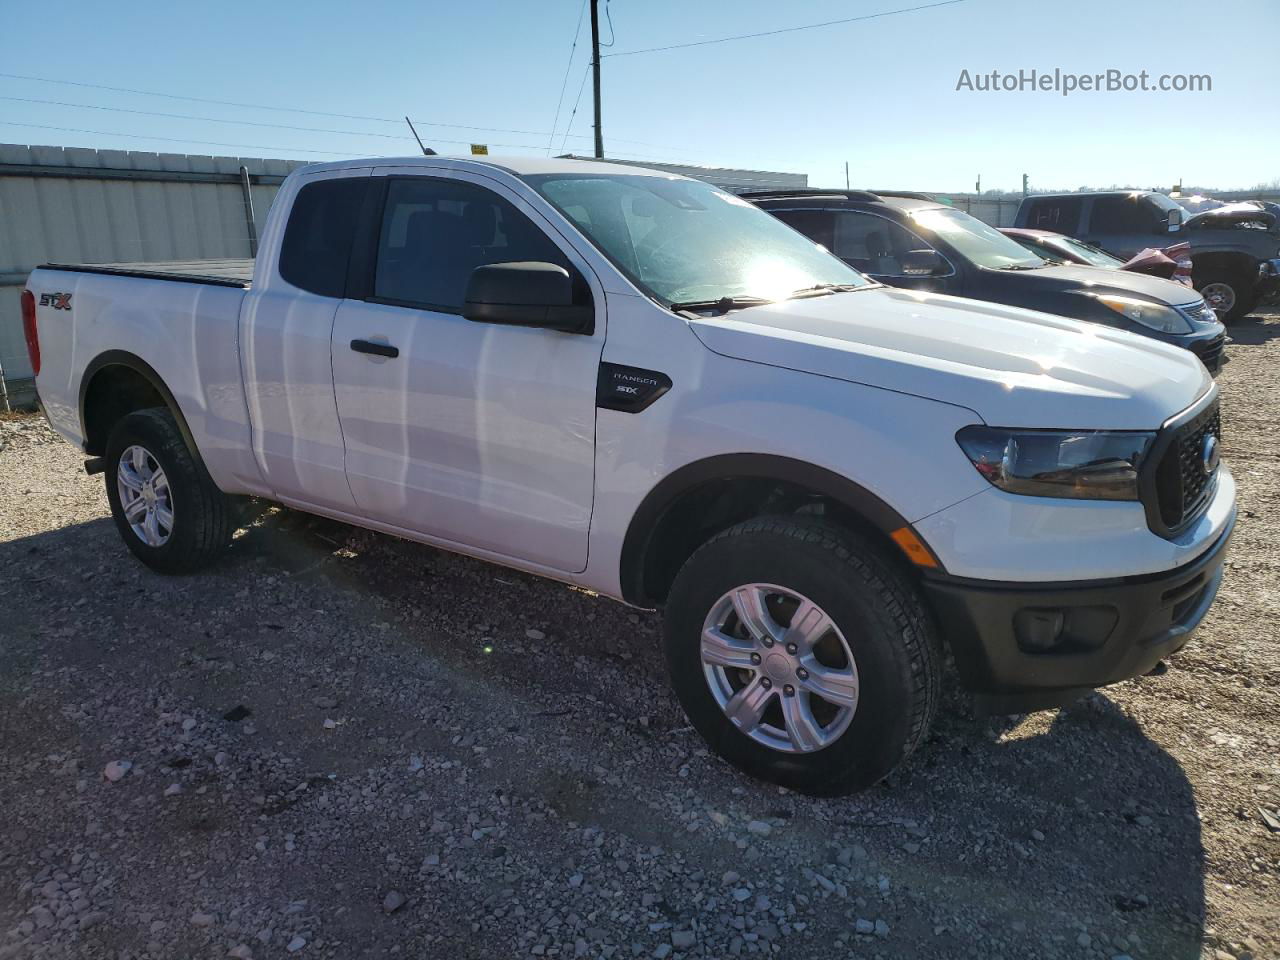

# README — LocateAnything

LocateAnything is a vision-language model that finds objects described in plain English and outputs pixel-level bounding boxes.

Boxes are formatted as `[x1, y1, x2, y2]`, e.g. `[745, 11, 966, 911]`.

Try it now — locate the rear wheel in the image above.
[104, 408, 236, 573]
[663, 517, 940, 796]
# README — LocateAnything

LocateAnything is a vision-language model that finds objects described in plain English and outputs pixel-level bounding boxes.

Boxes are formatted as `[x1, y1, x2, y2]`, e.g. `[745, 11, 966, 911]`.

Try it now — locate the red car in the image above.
[1000, 228, 1193, 287]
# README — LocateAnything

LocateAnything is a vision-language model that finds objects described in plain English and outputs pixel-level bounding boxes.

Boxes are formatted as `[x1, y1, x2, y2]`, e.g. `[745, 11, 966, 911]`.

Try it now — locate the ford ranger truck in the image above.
[21, 157, 1235, 796]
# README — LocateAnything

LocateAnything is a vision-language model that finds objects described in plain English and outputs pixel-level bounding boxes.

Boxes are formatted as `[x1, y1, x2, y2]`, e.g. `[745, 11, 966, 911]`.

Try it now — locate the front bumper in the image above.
[920, 517, 1234, 713]
[1166, 325, 1227, 375]
[1258, 258, 1280, 296]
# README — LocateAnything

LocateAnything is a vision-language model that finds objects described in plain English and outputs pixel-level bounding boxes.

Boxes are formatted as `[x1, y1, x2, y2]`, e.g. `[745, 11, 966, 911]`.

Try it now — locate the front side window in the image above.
[374, 178, 569, 311]
[830, 212, 939, 277]
[910, 207, 1044, 270]
[1090, 196, 1160, 234]
[525, 174, 870, 305]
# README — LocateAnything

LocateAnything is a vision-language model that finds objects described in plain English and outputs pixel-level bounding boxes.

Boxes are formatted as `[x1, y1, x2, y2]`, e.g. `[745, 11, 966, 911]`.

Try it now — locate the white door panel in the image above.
[332, 300, 600, 570]
[241, 287, 355, 510]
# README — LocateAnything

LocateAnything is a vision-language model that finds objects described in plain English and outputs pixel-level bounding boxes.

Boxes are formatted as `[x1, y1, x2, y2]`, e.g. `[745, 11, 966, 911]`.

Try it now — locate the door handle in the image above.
[350, 339, 399, 359]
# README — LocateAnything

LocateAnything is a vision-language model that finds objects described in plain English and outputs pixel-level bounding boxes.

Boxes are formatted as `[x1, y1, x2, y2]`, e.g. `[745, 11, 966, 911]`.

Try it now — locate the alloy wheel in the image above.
[700, 583, 858, 753]
[1201, 281, 1236, 316]
[116, 444, 174, 547]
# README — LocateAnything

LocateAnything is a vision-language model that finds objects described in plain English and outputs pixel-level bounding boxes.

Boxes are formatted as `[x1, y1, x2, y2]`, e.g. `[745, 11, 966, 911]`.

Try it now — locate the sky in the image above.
[2, 0, 1277, 194]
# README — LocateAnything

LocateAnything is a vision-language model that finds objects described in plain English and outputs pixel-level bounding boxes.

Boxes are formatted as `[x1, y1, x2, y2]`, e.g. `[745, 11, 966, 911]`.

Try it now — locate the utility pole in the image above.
[590, 0, 604, 159]
[845, 162, 850, 190]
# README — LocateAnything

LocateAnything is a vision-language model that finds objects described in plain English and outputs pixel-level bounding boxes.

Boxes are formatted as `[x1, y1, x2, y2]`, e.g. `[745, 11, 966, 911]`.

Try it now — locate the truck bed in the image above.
[40, 259, 254, 289]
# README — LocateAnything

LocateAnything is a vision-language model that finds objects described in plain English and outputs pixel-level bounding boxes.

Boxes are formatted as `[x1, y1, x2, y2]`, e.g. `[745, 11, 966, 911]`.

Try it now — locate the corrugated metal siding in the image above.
[0, 143, 310, 389]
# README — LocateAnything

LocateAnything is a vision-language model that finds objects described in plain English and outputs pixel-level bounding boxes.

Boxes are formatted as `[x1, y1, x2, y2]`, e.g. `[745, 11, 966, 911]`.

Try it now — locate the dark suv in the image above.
[1015, 190, 1280, 320]
[747, 190, 1226, 373]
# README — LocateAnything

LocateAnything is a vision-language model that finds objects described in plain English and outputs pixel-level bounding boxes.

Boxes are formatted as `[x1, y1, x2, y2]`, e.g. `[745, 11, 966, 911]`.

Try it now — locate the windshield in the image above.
[1054, 235, 1125, 268]
[910, 207, 1045, 269]
[524, 173, 871, 305]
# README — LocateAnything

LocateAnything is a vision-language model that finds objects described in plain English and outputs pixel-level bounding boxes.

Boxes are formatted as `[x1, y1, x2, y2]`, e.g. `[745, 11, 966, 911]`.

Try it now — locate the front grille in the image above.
[1151, 398, 1220, 532]
[1177, 299, 1218, 325]
[1193, 334, 1226, 373]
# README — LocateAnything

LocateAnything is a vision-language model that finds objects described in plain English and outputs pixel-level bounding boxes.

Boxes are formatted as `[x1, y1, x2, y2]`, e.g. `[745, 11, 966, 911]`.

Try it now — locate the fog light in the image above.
[1014, 609, 1065, 652]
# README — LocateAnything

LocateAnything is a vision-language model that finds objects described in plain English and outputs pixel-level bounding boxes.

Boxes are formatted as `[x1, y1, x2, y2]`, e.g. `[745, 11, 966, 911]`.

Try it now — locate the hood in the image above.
[1025, 263, 1201, 304]
[688, 287, 1210, 430]
[1186, 202, 1276, 230]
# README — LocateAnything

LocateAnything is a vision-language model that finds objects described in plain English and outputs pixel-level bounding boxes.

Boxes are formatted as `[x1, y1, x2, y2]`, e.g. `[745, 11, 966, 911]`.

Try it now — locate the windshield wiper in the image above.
[999, 263, 1043, 271]
[787, 283, 864, 299]
[669, 295, 772, 316]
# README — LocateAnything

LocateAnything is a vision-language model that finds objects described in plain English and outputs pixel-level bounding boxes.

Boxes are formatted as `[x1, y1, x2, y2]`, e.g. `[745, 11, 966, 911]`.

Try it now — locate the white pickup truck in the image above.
[22, 156, 1235, 795]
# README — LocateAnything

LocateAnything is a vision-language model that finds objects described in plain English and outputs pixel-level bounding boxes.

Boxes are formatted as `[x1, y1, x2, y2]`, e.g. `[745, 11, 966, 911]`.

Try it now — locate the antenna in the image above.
[405, 116, 436, 156]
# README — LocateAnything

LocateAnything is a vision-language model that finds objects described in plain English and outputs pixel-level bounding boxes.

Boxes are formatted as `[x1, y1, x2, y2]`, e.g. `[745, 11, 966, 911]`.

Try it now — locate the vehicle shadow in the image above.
[1229, 310, 1280, 346]
[900, 696, 1207, 958]
[0, 509, 1209, 959]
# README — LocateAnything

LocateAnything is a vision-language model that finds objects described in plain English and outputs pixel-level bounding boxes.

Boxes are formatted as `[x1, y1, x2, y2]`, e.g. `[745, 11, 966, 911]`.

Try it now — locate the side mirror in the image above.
[464, 262, 593, 333]
[900, 249, 946, 277]
[1165, 208, 1183, 233]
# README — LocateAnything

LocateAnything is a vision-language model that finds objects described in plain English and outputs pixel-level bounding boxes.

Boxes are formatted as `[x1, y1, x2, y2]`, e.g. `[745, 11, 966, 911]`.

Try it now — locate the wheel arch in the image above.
[79, 350, 200, 462]
[619, 453, 930, 608]
[1192, 249, 1258, 278]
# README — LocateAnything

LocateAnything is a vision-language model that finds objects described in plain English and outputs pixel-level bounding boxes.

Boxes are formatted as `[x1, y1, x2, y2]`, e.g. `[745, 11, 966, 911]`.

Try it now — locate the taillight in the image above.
[20, 289, 40, 376]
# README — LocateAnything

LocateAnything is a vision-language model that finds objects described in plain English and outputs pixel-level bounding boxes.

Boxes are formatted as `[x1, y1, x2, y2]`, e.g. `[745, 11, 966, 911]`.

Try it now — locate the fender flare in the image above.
[78, 350, 200, 460]
[618, 453, 918, 606]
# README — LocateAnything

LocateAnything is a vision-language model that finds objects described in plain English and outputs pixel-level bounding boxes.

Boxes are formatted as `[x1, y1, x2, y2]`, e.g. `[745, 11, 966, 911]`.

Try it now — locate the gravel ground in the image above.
[0, 311, 1277, 960]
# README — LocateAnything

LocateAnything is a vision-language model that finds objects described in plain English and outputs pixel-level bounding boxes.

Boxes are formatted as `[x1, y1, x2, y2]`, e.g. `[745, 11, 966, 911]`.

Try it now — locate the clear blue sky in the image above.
[2, 0, 1277, 193]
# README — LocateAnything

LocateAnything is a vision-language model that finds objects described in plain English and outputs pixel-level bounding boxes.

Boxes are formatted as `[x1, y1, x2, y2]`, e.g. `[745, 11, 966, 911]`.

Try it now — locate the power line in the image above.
[547, 0, 588, 155]
[0, 121, 359, 156]
[0, 70, 663, 146]
[0, 95, 414, 143]
[0, 116, 678, 165]
[602, 0, 967, 57]
[0, 71, 406, 123]
[560, 64, 594, 154]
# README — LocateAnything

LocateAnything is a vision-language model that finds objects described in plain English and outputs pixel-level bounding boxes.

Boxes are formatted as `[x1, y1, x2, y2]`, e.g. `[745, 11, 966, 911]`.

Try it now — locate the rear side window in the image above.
[1090, 196, 1158, 234]
[374, 178, 569, 312]
[279, 178, 368, 297]
[1024, 197, 1082, 233]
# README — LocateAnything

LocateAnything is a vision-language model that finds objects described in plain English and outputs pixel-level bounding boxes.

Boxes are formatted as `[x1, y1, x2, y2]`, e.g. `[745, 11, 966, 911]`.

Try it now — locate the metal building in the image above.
[0, 143, 307, 403]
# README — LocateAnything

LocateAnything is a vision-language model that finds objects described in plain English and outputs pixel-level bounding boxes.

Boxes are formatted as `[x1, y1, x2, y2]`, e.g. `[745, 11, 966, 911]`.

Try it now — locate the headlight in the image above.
[1094, 295, 1193, 334]
[956, 426, 1155, 501]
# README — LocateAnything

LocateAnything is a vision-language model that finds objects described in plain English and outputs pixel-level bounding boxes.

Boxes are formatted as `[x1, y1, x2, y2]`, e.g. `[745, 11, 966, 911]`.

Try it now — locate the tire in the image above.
[104, 407, 236, 574]
[663, 516, 941, 796]
[1196, 268, 1255, 322]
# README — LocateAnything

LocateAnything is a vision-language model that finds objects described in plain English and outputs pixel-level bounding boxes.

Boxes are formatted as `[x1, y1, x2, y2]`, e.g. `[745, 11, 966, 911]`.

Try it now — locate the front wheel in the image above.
[104, 408, 236, 574]
[663, 517, 941, 796]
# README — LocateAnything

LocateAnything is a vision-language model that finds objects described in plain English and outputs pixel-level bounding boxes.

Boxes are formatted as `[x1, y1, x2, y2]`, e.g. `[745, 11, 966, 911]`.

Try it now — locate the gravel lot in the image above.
[1, 311, 1277, 960]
